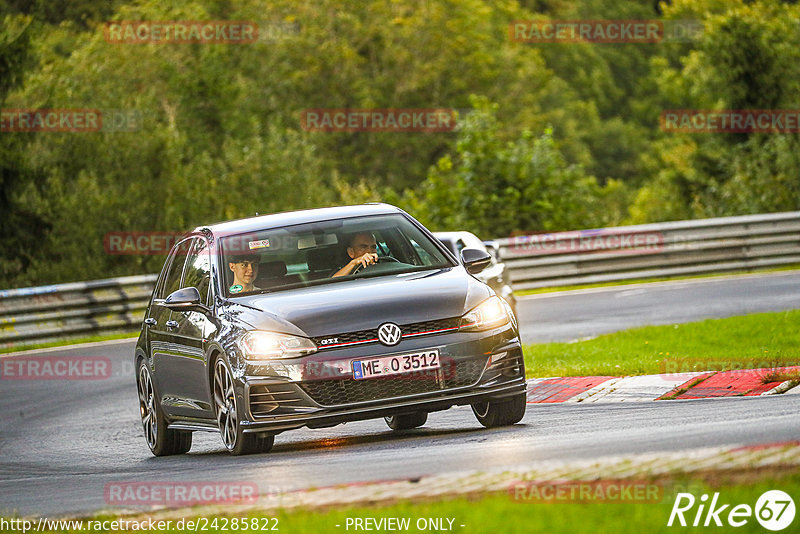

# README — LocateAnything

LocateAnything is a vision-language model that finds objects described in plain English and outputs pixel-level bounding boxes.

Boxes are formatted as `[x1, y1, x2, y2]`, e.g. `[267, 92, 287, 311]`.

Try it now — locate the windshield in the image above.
[219, 213, 455, 296]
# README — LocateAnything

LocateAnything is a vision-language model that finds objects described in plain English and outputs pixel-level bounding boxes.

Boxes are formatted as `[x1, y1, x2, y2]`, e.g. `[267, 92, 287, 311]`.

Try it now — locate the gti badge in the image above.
[377, 322, 402, 346]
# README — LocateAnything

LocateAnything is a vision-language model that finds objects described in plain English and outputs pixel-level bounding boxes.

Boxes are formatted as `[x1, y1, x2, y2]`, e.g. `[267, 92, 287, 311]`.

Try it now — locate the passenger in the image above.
[228, 255, 260, 293]
[332, 232, 379, 277]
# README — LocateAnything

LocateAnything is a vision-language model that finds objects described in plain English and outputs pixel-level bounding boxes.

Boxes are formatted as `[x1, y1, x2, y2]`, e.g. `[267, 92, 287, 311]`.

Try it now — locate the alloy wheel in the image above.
[137, 364, 157, 449]
[213, 359, 238, 450]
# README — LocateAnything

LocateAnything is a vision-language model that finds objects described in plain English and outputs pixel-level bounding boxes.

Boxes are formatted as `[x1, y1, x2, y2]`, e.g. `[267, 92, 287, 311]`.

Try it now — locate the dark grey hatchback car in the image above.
[135, 204, 526, 455]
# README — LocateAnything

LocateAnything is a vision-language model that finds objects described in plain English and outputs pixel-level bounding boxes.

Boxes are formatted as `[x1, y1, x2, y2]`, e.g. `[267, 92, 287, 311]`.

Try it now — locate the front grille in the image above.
[299, 358, 487, 406]
[312, 317, 460, 349]
[401, 317, 460, 336]
[316, 327, 377, 346]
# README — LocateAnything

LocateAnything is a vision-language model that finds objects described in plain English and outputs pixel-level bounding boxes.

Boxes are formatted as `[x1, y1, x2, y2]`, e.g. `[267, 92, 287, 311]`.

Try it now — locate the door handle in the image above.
[166, 320, 179, 330]
[144, 318, 157, 327]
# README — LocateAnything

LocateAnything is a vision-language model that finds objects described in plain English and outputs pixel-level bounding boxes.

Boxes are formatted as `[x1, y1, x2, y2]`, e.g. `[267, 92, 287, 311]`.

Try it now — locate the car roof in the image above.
[195, 203, 403, 236]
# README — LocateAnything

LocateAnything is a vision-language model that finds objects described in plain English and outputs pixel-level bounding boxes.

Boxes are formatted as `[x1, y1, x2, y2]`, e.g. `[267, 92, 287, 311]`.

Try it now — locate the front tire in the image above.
[212, 358, 274, 455]
[385, 411, 427, 431]
[137, 359, 192, 456]
[471, 392, 526, 428]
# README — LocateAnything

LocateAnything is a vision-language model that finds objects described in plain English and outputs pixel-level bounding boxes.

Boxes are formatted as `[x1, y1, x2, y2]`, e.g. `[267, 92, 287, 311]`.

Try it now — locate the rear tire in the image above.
[385, 412, 427, 431]
[471, 392, 526, 428]
[213, 357, 274, 455]
[137, 359, 192, 456]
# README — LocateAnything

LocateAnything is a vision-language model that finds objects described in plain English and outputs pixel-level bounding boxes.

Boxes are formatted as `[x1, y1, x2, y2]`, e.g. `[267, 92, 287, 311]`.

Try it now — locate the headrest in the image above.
[259, 260, 287, 278]
[306, 248, 338, 271]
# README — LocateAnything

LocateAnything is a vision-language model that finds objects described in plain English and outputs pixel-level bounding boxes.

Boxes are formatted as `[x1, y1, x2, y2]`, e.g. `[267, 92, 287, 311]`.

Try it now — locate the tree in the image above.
[0, 14, 50, 283]
[631, 0, 800, 221]
[400, 97, 629, 237]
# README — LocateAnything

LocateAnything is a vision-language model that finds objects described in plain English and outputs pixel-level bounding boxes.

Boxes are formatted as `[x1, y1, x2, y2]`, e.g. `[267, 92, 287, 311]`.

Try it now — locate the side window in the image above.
[381, 228, 415, 264]
[182, 238, 211, 305]
[455, 239, 467, 263]
[408, 238, 431, 265]
[157, 239, 192, 299]
[375, 234, 390, 257]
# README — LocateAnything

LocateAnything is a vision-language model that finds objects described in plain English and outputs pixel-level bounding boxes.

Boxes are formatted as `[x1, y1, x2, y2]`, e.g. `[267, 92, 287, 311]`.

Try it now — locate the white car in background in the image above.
[434, 231, 517, 316]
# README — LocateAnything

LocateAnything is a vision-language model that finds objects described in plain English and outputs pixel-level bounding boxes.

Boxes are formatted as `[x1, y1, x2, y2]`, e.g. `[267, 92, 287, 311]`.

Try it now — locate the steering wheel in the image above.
[352, 256, 400, 275]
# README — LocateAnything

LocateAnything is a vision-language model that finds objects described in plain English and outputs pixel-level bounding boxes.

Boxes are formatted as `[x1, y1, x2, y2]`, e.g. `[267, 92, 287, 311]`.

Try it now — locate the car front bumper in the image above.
[237, 326, 526, 433]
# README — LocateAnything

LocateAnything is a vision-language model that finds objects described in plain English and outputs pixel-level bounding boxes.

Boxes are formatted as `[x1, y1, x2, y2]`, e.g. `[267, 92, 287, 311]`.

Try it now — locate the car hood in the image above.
[223, 267, 491, 337]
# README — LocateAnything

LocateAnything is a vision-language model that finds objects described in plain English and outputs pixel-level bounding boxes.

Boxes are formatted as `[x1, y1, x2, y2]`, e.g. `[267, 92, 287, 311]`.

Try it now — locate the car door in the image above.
[160, 237, 217, 419]
[147, 238, 192, 409]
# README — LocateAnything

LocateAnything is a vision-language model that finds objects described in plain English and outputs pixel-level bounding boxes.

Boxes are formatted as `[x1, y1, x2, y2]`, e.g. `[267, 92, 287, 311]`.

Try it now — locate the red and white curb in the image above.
[526, 367, 800, 404]
[567, 373, 708, 404]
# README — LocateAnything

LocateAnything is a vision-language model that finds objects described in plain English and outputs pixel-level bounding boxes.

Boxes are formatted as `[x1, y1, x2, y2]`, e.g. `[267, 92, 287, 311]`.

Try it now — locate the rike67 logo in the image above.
[668, 490, 795, 531]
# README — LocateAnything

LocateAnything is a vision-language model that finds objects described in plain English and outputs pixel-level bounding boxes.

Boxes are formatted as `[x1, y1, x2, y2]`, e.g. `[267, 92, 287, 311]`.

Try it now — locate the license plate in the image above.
[352, 350, 440, 380]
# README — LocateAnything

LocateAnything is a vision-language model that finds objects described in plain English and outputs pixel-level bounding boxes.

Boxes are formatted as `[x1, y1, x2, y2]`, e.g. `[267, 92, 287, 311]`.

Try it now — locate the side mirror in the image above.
[461, 248, 492, 274]
[163, 287, 204, 311]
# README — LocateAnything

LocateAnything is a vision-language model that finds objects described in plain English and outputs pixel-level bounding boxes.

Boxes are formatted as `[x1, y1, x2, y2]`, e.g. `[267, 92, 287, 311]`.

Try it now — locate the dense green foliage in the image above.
[1, 0, 799, 287]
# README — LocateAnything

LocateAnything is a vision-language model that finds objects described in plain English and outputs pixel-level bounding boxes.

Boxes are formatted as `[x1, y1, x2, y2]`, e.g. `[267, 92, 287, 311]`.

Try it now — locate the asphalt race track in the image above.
[1, 271, 799, 517]
[517, 271, 800, 342]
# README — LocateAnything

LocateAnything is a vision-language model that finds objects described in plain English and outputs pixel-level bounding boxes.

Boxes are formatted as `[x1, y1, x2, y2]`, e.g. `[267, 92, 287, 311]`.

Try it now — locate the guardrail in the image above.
[498, 211, 800, 291]
[0, 275, 157, 350]
[1, 211, 799, 349]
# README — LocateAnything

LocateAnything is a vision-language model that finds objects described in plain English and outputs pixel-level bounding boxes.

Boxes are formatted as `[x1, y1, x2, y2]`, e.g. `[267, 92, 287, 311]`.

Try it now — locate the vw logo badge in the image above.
[377, 322, 402, 346]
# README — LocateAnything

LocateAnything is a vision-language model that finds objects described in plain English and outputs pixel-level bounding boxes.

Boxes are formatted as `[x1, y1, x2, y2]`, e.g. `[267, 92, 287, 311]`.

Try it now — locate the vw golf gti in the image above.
[134, 204, 526, 455]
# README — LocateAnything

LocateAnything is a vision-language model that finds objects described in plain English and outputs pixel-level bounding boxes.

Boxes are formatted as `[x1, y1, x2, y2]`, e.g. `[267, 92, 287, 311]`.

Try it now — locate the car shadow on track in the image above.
[178, 423, 529, 458]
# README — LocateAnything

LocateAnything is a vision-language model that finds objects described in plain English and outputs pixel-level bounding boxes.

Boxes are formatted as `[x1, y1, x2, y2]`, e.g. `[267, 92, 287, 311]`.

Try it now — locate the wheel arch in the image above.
[207, 347, 224, 391]
[134, 349, 148, 385]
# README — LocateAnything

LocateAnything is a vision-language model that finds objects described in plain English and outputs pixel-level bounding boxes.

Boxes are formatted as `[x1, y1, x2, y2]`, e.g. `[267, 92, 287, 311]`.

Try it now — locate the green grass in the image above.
[516, 264, 800, 296]
[0, 331, 138, 354]
[13, 470, 799, 533]
[523, 310, 800, 378]
[270, 473, 800, 533]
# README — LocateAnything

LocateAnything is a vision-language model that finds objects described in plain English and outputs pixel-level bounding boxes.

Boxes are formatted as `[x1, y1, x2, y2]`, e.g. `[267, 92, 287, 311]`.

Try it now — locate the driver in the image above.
[228, 255, 260, 293]
[332, 232, 379, 277]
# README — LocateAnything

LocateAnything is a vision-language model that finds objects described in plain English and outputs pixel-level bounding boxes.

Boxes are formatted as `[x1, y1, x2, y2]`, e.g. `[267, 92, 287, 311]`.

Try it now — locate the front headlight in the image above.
[240, 331, 317, 360]
[459, 296, 510, 331]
